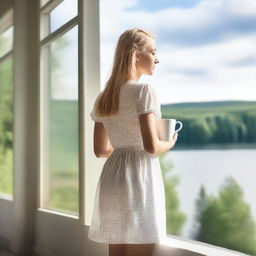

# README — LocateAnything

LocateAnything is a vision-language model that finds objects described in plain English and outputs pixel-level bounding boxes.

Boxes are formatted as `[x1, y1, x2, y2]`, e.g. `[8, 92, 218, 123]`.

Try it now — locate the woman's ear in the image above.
[135, 50, 141, 61]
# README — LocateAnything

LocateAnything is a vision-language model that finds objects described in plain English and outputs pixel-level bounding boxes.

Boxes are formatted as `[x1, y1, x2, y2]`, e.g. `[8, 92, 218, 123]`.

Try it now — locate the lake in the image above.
[166, 147, 256, 239]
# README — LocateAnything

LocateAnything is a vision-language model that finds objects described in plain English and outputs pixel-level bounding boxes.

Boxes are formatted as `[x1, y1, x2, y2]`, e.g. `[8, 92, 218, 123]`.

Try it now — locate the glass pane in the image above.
[0, 26, 13, 58]
[0, 57, 13, 195]
[41, 26, 79, 215]
[50, 0, 77, 33]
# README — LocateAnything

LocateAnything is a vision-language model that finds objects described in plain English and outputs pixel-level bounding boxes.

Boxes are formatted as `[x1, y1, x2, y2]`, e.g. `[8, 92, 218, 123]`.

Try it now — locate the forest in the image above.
[162, 101, 256, 146]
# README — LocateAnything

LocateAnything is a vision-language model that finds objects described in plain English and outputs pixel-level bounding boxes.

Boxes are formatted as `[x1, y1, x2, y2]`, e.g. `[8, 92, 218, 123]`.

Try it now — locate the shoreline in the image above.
[173, 143, 256, 151]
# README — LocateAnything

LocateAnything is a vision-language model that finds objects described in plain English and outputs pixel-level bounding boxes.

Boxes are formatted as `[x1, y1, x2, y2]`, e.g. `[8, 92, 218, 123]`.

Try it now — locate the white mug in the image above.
[158, 118, 183, 141]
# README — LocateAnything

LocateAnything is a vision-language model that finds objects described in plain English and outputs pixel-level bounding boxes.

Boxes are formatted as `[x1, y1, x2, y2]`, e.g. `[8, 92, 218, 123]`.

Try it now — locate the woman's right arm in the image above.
[93, 122, 114, 158]
[139, 112, 178, 155]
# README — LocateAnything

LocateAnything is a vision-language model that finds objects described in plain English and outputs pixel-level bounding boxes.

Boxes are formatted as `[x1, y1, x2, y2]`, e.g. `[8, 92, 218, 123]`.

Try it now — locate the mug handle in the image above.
[175, 121, 183, 133]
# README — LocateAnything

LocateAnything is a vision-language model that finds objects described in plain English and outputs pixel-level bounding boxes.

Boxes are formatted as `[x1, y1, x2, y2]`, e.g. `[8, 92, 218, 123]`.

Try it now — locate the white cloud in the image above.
[100, 0, 256, 103]
[221, 0, 256, 16]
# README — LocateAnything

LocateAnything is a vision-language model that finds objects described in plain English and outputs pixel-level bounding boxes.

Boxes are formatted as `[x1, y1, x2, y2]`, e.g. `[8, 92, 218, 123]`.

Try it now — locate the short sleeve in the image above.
[136, 83, 162, 120]
[90, 92, 104, 122]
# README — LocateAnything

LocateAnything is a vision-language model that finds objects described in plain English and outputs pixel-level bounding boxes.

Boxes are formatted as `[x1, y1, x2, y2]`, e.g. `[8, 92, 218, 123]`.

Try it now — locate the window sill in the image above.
[0, 194, 13, 201]
[38, 208, 79, 219]
[161, 234, 248, 256]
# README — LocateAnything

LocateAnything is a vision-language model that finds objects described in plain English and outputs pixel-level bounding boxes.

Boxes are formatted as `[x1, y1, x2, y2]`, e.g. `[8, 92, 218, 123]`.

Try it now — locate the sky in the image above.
[43, 0, 256, 103]
[100, 0, 256, 104]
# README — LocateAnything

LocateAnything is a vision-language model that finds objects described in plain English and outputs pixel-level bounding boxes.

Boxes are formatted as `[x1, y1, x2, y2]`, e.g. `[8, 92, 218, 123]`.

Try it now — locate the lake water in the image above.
[166, 148, 256, 239]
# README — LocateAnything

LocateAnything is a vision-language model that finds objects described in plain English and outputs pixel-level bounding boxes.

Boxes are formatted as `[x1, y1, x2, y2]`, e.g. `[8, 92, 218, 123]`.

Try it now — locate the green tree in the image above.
[193, 177, 256, 255]
[190, 185, 209, 238]
[0, 57, 13, 151]
[159, 152, 186, 235]
[0, 148, 12, 194]
[189, 118, 212, 144]
[243, 111, 256, 142]
[0, 33, 13, 194]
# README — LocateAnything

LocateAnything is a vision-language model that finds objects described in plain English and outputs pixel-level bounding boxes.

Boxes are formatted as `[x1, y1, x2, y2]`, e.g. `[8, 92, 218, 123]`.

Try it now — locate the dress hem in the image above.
[87, 235, 164, 244]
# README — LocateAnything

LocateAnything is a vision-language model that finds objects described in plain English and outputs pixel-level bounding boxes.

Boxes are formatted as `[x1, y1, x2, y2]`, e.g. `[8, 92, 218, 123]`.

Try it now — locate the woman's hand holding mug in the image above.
[171, 132, 179, 146]
[158, 118, 183, 142]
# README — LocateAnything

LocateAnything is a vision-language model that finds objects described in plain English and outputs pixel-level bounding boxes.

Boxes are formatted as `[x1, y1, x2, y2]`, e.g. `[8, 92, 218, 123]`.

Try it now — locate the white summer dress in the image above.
[88, 81, 166, 244]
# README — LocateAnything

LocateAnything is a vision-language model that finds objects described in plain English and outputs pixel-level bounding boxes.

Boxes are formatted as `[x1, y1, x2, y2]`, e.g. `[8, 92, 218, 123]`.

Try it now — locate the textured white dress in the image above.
[88, 81, 166, 244]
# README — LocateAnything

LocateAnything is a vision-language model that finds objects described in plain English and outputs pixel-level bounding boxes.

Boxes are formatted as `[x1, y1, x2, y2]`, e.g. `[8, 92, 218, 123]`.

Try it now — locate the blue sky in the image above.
[126, 0, 204, 11]
[100, 0, 256, 103]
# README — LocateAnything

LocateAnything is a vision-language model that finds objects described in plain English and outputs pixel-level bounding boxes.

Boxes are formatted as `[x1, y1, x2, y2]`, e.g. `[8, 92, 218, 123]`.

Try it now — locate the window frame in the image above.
[39, 0, 80, 217]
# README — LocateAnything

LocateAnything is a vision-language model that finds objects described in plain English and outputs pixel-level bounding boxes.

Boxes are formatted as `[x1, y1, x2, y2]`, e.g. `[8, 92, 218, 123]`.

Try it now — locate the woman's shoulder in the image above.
[123, 81, 153, 92]
[123, 80, 145, 87]
[134, 82, 156, 96]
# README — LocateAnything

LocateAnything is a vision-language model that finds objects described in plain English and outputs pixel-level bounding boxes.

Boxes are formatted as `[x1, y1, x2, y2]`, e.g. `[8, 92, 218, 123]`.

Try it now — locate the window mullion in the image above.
[0, 50, 13, 64]
[40, 0, 63, 14]
[40, 15, 78, 46]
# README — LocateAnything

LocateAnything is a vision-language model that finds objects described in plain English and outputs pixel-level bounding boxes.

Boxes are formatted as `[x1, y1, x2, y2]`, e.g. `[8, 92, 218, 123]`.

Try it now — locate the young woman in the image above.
[88, 28, 178, 256]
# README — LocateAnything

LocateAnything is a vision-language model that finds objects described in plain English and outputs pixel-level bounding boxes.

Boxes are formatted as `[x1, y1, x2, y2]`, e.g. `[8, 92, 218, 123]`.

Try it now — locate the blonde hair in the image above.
[96, 27, 155, 117]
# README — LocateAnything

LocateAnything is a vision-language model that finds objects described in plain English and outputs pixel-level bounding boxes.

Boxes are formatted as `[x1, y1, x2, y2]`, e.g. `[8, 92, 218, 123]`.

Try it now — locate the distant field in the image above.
[161, 101, 256, 118]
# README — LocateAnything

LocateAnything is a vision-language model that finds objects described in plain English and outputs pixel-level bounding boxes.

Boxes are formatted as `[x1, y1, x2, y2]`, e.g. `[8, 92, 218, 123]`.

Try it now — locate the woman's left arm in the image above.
[93, 122, 114, 158]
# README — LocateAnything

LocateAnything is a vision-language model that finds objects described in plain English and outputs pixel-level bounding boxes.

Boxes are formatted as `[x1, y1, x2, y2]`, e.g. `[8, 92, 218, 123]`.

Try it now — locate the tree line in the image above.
[162, 106, 256, 145]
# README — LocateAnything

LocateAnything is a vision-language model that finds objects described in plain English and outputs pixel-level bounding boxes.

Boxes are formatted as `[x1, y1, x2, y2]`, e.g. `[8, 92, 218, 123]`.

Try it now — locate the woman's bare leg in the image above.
[124, 243, 155, 256]
[109, 244, 125, 256]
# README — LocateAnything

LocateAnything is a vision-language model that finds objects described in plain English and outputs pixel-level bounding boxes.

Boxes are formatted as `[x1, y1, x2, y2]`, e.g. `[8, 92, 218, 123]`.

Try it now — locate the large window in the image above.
[0, 12, 14, 197]
[40, 0, 79, 215]
[100, 0, 256, 255]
